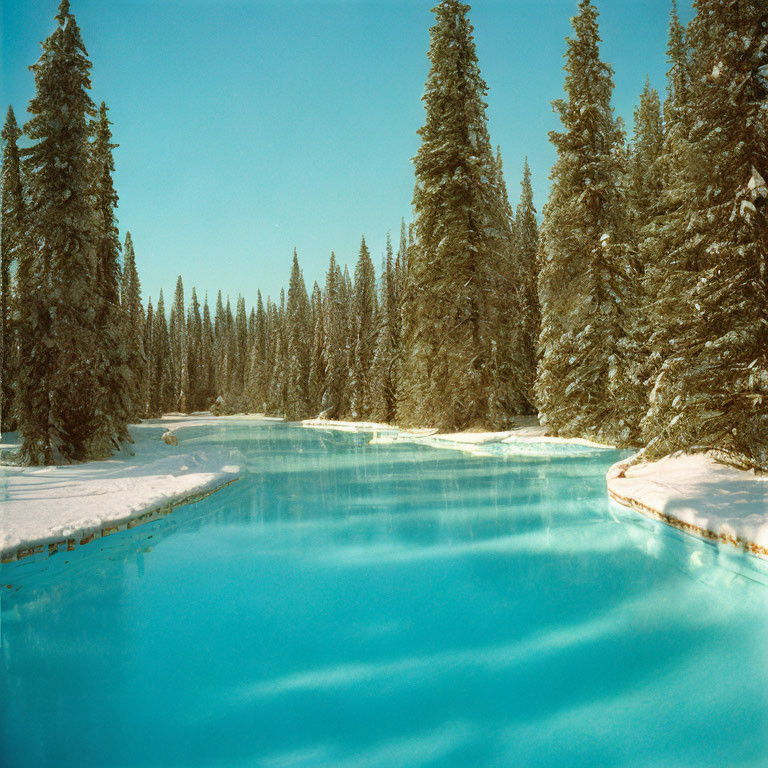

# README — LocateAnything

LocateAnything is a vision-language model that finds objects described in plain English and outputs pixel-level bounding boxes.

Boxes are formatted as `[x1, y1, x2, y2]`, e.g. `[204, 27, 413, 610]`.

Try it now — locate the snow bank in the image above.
[607, 453, 768, 559]
[0, 415, 276, 561]
[302, 417, 612, 457]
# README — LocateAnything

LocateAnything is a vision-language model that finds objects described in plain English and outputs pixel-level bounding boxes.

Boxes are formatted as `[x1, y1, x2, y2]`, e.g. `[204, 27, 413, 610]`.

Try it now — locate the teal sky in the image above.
[1, 0, 692, 307]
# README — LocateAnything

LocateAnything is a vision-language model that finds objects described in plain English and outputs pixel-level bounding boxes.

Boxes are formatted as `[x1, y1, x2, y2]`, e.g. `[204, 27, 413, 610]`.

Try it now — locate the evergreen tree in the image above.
[535, 0, 629, 444]
[91, 101, 130, 450]
[21, 0, 101, 462]
[201, 295, 215, 409]
[628, 79, 665, 253]
[308, 281, 327, 415]
[400, 0, 512, 430]
[371, 234, 399, 423]
[351, 236, 377, 419]
[170, 275, 188, 411]
[224, 297, 237, 402]
[268, 289, 288, 413]
[637, 0, 694, 427]
[619, 80, 666, 436]
[234, 295, 248, 396]
[151, 290, 174, 416]
[187, 288, 203, 411]
[642, 0, 768, 469]
[514, 158, 540, 410]
[121, 232, 146, 420]
[487, 147, 528, 423]
[285, 251, 312, 420]
[143, 297, 155, 417]
[322, 253, 348, 417]
[253, 290, 268, 409]
[0, 106, 24, 433]
[214, 290, 226, 394]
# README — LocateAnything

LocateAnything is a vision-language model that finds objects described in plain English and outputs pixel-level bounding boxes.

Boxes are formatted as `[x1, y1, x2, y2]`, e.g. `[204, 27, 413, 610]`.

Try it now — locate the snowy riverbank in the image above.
[4, 414, 767, 564]
[0, 415, 280, 561]
[607, 453, 768, 559]
[300, 416, 613, 457]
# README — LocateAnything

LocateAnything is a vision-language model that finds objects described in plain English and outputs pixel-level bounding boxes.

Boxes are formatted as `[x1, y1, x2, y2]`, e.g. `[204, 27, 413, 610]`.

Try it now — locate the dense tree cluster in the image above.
[538, 0, 768, 472]
[1, 0, 766, 474]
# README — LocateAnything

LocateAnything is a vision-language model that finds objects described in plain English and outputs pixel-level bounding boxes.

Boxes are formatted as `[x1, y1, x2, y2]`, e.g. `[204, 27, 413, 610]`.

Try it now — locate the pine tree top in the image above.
[2, 105, 20, 143]
[56, 0, 71, 24]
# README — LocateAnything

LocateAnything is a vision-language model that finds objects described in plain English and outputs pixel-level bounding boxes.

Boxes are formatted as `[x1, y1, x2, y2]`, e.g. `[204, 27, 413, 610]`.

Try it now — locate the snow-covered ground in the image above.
[302, 415, 612, 457]
[0, 415, 279, 561]
[607, 453, 768, 558]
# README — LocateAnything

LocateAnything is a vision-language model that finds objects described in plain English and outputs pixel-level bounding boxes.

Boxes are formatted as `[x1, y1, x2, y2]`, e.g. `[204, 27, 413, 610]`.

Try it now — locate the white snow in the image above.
[0, 414, 278, 559]
[607, 452, 768, 558]
[303, 416, 614, 457]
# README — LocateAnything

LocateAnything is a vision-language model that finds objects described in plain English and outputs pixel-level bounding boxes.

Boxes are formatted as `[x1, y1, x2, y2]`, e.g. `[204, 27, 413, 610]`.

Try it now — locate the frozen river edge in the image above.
[2, 414, 766, 563]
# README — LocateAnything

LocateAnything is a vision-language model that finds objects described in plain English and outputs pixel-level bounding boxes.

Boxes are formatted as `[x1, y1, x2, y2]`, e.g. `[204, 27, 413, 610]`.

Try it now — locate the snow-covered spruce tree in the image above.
[619, 79, 666, 437]
[91, 101, 131, 451]
[213, 290, 226, 395]
[121, 232, 146, 420]
[234, 295, 248, 398]
[250, 290, 268, 410]
[535, 0, 629, 445]
[170, 275, 188, 412]
[322, 253, 349, 418]
[21, 0, 102, 463]
[341, 265, 354, 417]
[641, 0, 768, 469]
[1, 106, 24, 433]
[350, 237, 377, 419]
[223, 298, 238, 404]
[636, 0, 694, 431]
[514, 157, 541, 411]
[487, 147, 528, 424]
[186, 288, 203, 411]
[400, 0, 514, 431]
[248, 306, 256, 356]
[396, 222, 420, 426]
[201, 295, 216, 409]
[371, 234, 399, 423]
[150, 290, 174, 416]
[285, 250, 312, 420]
[268, 289, 288, 414]
[143, 297, 155, 416]
[628, 80, 665, 253]
[308, 282, 327, 415]
[264, 296, 281, 412]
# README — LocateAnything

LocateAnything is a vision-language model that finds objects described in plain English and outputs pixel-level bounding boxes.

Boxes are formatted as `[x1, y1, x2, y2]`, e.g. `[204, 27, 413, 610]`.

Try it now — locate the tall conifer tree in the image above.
[514, 158, 540, 410]
[371, 234, 399, 423]
[91, 101, 130, 449]
[351, 237, 377, 419]
[285, 251, 312, 419]
[322, 254, 348, 418]
[400, 0, 511, 430]
[536, 0, 628, 444]
[121, 232, 146, 420]
[308, 282, 327, 415]
[21, 0, 101, 462]
[0, 106, 24, 433]
[642, 0, 768, 469]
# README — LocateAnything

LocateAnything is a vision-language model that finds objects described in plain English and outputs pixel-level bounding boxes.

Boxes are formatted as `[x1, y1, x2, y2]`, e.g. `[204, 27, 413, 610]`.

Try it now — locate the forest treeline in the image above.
[1, 0, 766, 471]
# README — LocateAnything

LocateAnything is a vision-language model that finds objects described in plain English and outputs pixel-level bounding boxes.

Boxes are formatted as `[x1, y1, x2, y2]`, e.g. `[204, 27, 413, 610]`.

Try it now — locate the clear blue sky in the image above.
[1, 0, 692, 308]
